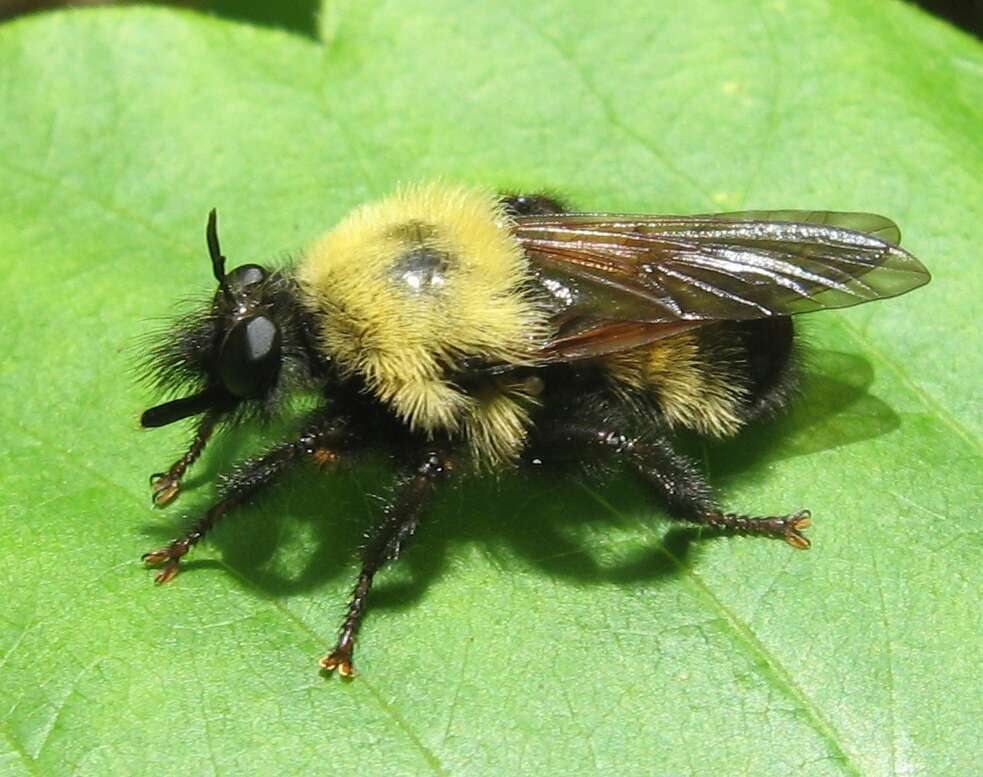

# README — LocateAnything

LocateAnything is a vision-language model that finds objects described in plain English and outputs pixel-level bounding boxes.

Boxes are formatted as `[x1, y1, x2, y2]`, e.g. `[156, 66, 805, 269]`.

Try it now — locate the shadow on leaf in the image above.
[712, 348, 899, 485]
[187, 0, 320, 38]
[0, 0, 322, 39]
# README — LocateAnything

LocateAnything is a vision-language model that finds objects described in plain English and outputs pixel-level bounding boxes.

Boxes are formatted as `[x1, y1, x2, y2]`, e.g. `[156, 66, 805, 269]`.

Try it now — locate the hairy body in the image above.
[140, 183, 928, 675]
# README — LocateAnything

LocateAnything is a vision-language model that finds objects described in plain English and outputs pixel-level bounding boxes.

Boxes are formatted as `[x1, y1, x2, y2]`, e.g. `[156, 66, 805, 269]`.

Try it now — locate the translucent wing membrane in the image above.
[516, 211, 929, 360]
[708, 210, 902, 245]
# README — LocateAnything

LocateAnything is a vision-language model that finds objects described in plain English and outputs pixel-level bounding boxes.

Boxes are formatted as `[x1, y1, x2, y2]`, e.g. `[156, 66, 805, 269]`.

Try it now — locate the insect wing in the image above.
[520, 211, 926, 319]
[539, 318, 702, 361]
[517, 211, 929, 361]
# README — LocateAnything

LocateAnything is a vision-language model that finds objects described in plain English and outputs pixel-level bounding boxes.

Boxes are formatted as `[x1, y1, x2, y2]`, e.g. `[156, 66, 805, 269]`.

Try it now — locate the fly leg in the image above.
[148, 412, 219, 506]
[527, 421, 810, 548]
[143, 414, 352, 581]
[321, 451, 452, 678]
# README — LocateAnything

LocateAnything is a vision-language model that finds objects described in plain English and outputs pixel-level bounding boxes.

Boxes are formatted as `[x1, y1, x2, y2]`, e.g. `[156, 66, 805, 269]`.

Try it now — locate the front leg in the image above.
[529, 421, 810, 548]
[321, 451, 452, 678]
[143, 412, 353, 582]
[149, 412, 220, 506]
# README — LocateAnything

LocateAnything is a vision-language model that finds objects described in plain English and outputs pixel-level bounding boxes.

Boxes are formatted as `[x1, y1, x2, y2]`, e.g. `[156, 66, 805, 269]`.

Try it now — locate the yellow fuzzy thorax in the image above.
[297, 183, 548, 466]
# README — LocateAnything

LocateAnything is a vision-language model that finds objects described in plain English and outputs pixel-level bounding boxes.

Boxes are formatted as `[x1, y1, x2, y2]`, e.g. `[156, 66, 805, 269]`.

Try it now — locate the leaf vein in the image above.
[578, 481, 865, 776]
[504, 2, 716, 205]
[0, 722, 42, 777]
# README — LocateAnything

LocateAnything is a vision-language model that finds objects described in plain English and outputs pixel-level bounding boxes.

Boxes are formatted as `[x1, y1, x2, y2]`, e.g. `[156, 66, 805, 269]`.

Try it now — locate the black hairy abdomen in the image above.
[729, 316, 797, 421]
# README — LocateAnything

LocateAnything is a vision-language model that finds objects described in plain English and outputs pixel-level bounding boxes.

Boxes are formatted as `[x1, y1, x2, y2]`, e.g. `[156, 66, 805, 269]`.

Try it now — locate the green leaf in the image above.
[1, 2, 980, 775]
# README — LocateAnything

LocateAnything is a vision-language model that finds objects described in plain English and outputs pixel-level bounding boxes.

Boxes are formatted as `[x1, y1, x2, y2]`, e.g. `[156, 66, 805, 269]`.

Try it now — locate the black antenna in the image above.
[206, 209, 234, 302]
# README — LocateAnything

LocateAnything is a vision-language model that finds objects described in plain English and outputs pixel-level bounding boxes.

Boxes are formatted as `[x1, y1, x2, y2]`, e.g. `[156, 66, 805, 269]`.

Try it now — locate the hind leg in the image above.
[526, 420, 810, 548]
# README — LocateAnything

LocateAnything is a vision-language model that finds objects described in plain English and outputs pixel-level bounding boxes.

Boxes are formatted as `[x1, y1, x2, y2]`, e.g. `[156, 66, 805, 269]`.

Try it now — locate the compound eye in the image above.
[218, 315, 281, 398]
[227, 264, 267, 292]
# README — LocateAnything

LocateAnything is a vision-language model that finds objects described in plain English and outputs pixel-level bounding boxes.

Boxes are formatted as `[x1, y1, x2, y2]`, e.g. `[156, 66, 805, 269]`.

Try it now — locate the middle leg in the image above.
[320, 450, 452, 677]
